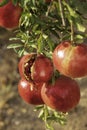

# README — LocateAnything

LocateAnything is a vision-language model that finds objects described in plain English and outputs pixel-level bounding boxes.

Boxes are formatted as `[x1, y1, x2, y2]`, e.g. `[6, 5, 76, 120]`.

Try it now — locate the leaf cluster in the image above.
[34, 105, 67, 130]
[4, 0, 87, 57]
[6, 0, 87, 56]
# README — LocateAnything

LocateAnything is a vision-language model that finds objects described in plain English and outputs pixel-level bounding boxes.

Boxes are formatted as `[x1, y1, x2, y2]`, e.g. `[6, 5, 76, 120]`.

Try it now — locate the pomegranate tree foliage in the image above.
[4, 0, 87, 57]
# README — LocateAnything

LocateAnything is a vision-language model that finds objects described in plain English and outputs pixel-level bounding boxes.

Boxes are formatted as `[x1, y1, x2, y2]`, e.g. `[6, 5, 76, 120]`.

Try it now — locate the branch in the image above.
[58, 0, 66, 27]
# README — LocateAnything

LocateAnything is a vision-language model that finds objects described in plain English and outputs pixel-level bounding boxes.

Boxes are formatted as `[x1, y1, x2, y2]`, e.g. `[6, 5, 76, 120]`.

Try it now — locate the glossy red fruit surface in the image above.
[0, 0, 22, 29]
[18, 54, 53, 83]
[41, 76, 80, 112]
[31, 55, 53, 82]
[53, 41, 87, 78]
[18, 78, 44, 105]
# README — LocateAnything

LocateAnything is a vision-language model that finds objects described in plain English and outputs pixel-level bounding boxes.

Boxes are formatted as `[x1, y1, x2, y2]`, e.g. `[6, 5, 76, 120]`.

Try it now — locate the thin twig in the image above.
[70, 21, 74, 43]
[58, 0, 66, 27]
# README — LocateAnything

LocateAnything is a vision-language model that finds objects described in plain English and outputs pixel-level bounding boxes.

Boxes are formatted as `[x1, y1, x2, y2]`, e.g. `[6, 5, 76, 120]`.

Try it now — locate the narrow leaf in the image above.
[7, 43, 23, 49]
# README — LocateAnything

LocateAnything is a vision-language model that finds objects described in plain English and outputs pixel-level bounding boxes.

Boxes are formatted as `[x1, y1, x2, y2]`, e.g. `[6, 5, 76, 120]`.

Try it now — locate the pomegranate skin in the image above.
[41, 76, 80, 112]
[31, 55, 54, 83]
[0, 0, 22, 29]
[18, 54, 53, 83]
[18, 78, 44, 105]
[53, 41, 87, 78]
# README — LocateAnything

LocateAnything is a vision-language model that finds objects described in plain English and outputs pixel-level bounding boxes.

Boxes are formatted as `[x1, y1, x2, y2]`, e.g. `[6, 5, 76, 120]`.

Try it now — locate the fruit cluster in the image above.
[18, 54, 53, 105]
[1, 0, 87, 128]
[18, 49, 82, 112]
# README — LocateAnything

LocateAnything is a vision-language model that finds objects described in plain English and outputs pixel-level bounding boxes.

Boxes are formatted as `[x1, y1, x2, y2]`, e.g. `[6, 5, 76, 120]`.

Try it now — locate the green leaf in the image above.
[32, 0, 36, 5]
[76, 23, 86, 32]
[0, 0, 9, 6]
[47, 38, 54, 52]
[12, 0, 18, 5]
[46, 123, 54, 130]
[34, 105, 44, 111]
[7, 43, 23, 49]
[37, 34, 43, 53]
[63, 1, 86, 32]
[38, 109, 44, 118]
[16, 48, 25, 57]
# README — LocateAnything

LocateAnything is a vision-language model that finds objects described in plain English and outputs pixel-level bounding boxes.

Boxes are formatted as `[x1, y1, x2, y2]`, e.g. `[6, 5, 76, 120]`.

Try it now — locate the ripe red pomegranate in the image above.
[41, 75, 80, 112]
[18, 78, 44, 105]
[0, 0, 22, 29]
[53, 41, 87, 78]
[18, 54, 53, 83]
